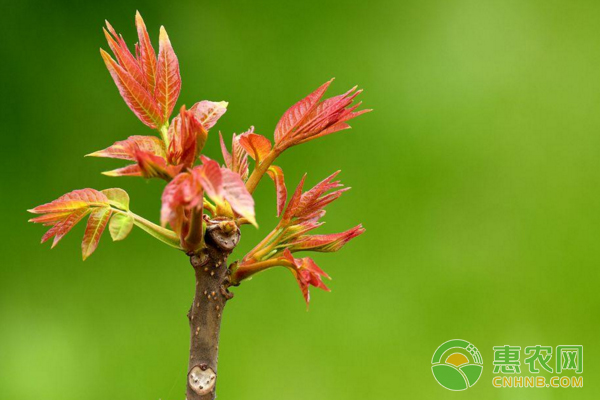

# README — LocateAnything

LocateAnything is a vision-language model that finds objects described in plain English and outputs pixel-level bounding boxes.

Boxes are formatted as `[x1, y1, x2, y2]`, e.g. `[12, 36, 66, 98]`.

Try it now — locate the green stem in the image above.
[159, 124, 170, 147]
[203, 199, 217, 216]
[113, 208, 182, 249]
[245, 149, 280, 194]
[244, 227, 283, 261]
[231, 258, 293, 284]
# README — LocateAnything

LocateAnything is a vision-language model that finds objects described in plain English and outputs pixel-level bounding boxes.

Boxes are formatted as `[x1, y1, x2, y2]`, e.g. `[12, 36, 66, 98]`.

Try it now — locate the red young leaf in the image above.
[28, 189, 109, 214]
[282, 249, 330, 307]
[155, 26, 181, 123]
[220, 130, 250, 181]
[195, 157, 223, 202]
[233, 135, 249, 182]
[87, 135, 165, 161]
[296, 86, 358, 133]
[190, 101, 228, 130]
[100, 49, 162, 128]
[160, 174, 183, 229]
[311, 107, 370, 141]
[29, 189, 126, 257]
[232, 245, 332, 307]
[282, 174, 306, 222]
[134, 148, 183, 180]
[42, 208, 91, 248]
[102, 164, 143, 177]
[87, 135, 178, 179]
[238, 171, 362, 286]
[160, 170, 205, 251]
[221, 168, 256, 226]
[296, 89, 371, 144]
[288, 224, 365, 252]
[29, 212, 73, 226]
[266, 165, 287, 217]
[161, 172, 202, 235]
[167, 106, 206, 168]
[82, 206, 112, 260]
[293, 171, 349, 223]
[274, 79, 332, 144]
[103, 21, 146, 89]
[274, 79, 370, 150]
[135, 11, 157, 91]
[238, 132, 272, 162]
[161, 174, 186, 232]
[219, 132, 232, 168]
[195, 157, 256, 225]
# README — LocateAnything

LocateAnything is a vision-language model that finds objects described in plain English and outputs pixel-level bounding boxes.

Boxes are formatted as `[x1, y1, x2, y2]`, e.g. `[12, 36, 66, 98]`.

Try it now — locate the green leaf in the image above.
[102, 188, 130, 210]
[109, 213, 134, 241]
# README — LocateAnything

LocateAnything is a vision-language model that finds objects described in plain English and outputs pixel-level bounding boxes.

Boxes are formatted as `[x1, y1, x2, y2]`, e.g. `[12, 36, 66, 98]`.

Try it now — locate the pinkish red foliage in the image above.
[234, 172, 365, 306]
[197, 157, 256, 226]
[220, 130, 250, 182]
[161, 157, 256, 246]
[101, 14, 180, 128]
[287, 225, 365, 253]
[191, 101, 228, 130]
[274, 79, 371, 151]
[161, 170, 203, 242]
[167, 106, 207, 168]
[282, 249, 331, 306]
[28, 189, 119, 259]
[266, 166, 287, 217]
[155, 27, 181, 123]
[239, 132, 272, 163]
[30, 12, 368, 306]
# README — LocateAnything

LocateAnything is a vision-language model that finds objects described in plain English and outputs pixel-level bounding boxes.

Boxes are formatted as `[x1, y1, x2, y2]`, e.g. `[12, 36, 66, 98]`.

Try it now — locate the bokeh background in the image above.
[2, 0, 600, 399]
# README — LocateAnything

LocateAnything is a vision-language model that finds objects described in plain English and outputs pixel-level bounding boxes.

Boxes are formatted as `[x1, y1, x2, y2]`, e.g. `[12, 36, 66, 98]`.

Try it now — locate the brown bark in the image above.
[186, 221, 239, 400]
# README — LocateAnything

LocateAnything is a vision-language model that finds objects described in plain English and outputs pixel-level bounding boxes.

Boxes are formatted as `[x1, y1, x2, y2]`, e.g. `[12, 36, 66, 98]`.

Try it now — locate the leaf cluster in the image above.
[29, 12, 369, 305]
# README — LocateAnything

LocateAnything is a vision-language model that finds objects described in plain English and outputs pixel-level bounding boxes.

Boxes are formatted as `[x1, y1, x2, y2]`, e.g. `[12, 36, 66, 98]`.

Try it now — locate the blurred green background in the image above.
[2, 0, 600, 399]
